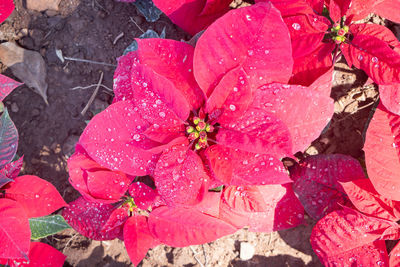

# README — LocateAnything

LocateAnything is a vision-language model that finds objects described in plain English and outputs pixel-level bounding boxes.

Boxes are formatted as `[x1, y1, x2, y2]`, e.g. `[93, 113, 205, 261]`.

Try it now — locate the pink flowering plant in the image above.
[63, 2, 336, 265]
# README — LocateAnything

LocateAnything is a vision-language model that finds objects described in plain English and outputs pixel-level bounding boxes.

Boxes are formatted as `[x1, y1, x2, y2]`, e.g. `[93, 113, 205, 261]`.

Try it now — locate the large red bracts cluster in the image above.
[64, 2, 335, 265]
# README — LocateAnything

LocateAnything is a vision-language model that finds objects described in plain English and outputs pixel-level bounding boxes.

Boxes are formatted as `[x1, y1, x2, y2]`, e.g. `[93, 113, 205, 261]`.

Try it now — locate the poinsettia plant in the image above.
[153, 0, 400, 116]
[0, 74, 69, 266]
[64, 2, 335, 265]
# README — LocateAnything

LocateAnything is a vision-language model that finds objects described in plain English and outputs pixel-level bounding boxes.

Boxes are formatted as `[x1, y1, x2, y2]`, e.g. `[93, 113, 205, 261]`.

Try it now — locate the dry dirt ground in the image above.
[0, 0, 396, 266]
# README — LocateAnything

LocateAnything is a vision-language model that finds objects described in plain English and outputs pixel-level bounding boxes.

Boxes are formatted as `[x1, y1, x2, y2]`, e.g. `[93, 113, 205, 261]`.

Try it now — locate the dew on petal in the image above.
[292, 23, 301, 30]
[229, 104, 236, 111]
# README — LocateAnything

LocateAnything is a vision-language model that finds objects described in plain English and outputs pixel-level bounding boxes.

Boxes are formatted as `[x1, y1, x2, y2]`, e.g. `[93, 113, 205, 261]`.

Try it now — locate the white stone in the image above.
[239, 242, 255, 260]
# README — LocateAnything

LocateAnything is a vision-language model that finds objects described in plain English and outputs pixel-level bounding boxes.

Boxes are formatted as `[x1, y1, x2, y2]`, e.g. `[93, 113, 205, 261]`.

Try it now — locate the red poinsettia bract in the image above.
[152, 0, 233, 35]
[0, 0, 14, 24]
[64, 145, 237, 265]
[65, 2, 334, 265]
[81, 2, 333, 207]
[0, 171, 66, 265]
[260, 0, 400, 115]
[311, 177, 400, 266]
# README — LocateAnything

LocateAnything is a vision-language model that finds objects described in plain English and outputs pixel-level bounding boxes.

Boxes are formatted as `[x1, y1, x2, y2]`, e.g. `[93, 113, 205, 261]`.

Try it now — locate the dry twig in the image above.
[81, 71, 104, 116]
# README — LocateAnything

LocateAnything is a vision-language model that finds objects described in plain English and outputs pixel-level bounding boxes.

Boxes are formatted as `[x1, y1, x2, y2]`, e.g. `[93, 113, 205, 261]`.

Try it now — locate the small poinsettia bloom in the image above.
[253, 0, 400, 115]
[64, 181, 236, 265]
[311, 176, 400, 266]
[295, 151, 400, 265]
[0, 172, 67, 262]
[78, 2, 333, 207]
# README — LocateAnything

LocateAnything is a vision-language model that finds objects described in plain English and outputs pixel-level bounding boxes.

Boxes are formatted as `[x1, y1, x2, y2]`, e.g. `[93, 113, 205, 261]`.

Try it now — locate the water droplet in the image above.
[229, 104, 236, 111]
[248, 50, 254, 56]
[159, 112, 166, 118]
[177, 158, 184, 164]
[292, 23, 301, 30]
[35, 194, 40, 198]
[242, 160, 248, 165]
[358, 55, 363, 60]
[133, 134, 140, 141]
[264, 50, 270, 55]
[372, 57, 378, 63]
[233, 87, 238, 92]
[246, 15, 251, 21]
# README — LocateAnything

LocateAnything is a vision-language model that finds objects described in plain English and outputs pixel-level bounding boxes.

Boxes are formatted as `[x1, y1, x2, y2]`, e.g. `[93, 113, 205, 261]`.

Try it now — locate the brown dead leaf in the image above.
[0, 42, 48, 104]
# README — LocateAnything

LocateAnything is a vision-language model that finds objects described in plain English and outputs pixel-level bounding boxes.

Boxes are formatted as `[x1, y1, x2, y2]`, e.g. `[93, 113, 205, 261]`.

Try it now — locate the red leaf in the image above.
[0, 74, 22, 102]
[148, 206, 237, 247]
[250, 83, 334, 153]
[154, 142, 208, 206]
[0, 198, 30, 260]
[327, 0, 351, 22]
[390, 241, 400, 267]
[374, 0, 400, 23]
[364, 103, 400, 200]
[129, 39, 204, 117]
[380, 84, 400, 115]
[289, 42, 335, 86]
[291, 154, 365, 220]
[205, 66, 255, 123]
[0, 156, 23, 180]
[0, 0, 14, 24]
[284, 14, 328, 58]
[63, 197, 123, 240]
[340, 178, 400, 221]
[0, 242, 66, 267]
[124, 215, 154, 266]
[128, 182, 159, 210]
[194, 2, 293, 97]
[205, 144, 292, 186]
[192, 191, 221, 218]
[113, 52, 136, 103]
[219, 184, 304, 232]
[79, 101, 160, 176]
[350, 24, 400, 53]
[341, 32, 400, 85]
[101, 205, 129, 234]
[311, 208, 396, 266]
[68, 145, 132, 203]
[153, 0, 232, 35]
[4, 175, 66, 218]
[261, 0, 317, 17]
[345, 0, 376, 21]
[216, 108, 292, 156]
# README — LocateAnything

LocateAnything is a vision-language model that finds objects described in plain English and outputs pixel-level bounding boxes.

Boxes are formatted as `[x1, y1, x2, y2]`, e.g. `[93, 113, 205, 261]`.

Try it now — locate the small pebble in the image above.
[11, 102, 19, 113]
[240, 242, 255, 260]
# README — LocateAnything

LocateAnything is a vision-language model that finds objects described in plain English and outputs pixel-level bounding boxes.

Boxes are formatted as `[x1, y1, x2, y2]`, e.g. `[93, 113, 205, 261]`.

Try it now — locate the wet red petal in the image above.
[153, 0, 232, 35]
[0, 0, 14, 24]
[194, 2, 293, 97]
[148, 206, 237, 247]
[79, 101, 160, 176]
[291, 154, 366, 220]
[219, 184, 304, 232]
[129, 182, 160, 210]
[4, 175, 67, 218]
[216, 108, 292, 156]
[205, 145, 291, 186]
[124, 215, 155, 266]
[0, 198, 30, 260]
[63, 197, 124, 240]
[341, 178, 400, 221]
[154, 142, 208, 206]
[311, 208, 397, 266]
[364, 103, 400, 200]
[250, 83, 334, 153]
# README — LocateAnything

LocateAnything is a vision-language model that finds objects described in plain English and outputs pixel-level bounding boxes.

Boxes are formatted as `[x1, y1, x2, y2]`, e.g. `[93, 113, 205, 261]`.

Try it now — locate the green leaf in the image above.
[0, 108, 18, 169]
[29, 215, 71, 240]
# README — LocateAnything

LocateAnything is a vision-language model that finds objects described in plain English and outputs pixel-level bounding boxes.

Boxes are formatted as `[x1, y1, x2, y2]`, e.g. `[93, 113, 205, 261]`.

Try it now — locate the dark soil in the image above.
[0, 0, 393, 266]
